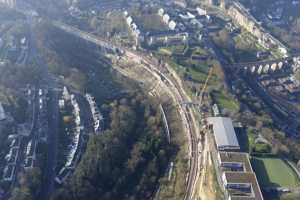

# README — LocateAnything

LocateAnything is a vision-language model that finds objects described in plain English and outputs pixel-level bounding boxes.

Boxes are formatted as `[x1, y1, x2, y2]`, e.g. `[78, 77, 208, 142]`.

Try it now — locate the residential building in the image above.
[146, 32, 188, 47]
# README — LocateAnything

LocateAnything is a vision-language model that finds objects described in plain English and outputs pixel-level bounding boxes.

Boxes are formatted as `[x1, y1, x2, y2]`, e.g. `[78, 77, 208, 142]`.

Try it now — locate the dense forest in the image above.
[51, 93, 175, 200]
[9, 168, 42, 200]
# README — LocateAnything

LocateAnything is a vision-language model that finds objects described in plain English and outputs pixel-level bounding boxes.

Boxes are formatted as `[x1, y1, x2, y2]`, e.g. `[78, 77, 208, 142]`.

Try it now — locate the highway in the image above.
[51, 21, 202, 200]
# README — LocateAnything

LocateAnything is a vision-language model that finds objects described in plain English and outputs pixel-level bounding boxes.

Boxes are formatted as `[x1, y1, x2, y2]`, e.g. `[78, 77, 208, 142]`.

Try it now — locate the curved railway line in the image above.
[51, 21, 202, 200]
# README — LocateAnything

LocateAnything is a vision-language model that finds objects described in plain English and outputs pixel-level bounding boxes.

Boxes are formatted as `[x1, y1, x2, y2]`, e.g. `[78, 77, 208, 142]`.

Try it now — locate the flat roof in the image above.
[208, 117, 240, 151]
[224, 172, 263, 200]
[219, 152, 253, 172]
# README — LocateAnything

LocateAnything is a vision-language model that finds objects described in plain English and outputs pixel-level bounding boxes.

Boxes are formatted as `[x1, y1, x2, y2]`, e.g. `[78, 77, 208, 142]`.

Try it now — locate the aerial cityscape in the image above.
[0, 0, 300, 200]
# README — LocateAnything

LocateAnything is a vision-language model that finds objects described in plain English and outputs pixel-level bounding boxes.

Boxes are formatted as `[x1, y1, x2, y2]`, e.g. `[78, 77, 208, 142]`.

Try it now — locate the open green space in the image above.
[159, 45, 188, 56]
[190, 47, 208, 57]
[135, 14, 168, 32]
[211, 90, 240, 112]
[251, 157, 300, 188]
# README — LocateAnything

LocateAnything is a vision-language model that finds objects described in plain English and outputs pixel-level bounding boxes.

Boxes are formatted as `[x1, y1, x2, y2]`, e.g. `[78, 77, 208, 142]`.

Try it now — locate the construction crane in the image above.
[198, 67, 214, 107]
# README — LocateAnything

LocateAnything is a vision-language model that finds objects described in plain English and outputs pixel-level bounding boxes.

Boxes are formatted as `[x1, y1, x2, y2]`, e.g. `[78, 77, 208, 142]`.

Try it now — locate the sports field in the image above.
[251, 157, 300, 188]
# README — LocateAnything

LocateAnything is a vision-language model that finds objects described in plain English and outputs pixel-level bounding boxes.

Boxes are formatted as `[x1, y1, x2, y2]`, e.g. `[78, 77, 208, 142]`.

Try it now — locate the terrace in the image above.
[218, 152, 253, 172]
[222, 172, 263, 200]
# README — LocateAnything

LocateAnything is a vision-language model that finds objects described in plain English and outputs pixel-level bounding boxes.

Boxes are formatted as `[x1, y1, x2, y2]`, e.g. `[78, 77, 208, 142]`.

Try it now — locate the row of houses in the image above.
[124, 11, 143, 46]
[56, 87, 83, 184]
[226, 1, 288, 57]
[85, 93, 103, 133]
[23, 139, 37, 169]
[3, 135, 20, 182]
[207, 117, 264, 200]
[158, 8, 177, 31]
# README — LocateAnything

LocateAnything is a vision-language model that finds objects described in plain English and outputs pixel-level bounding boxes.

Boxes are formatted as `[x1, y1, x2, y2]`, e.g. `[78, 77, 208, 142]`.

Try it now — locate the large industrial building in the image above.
[207, 117, 240, 151]
[208, 117, 264, 200]
[218, 152, 263, 200]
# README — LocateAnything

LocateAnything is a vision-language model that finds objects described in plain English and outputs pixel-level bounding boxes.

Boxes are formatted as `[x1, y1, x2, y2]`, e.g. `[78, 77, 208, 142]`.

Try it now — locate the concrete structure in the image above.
[208, 117, 240, 151]
[235, 57, 297, 75]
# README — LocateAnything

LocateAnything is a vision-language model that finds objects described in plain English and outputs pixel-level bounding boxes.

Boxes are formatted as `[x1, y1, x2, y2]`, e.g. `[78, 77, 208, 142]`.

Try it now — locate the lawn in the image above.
[158, 48, 172, 56]
[251, 157, 300, 188]
[188, 67, 208, 83]
[135, 14, 168, 32]
[211, 90, 240, 112]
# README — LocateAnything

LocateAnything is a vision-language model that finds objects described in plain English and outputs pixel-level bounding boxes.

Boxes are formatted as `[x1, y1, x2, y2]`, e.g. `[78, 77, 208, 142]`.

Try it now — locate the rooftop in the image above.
[223, 172, 263, 200]
[208, 117, 240, 151]
[218, 152, 253, 172]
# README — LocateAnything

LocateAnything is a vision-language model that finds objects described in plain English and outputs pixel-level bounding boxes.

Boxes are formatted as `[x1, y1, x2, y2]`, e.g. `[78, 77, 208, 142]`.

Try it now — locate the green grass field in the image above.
[251, 157, 300, 188]
[211, 90, 240, 112]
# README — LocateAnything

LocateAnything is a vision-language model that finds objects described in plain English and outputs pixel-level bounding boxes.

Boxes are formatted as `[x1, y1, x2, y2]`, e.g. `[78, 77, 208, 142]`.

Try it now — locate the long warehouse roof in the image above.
[208, 117, 240, 151]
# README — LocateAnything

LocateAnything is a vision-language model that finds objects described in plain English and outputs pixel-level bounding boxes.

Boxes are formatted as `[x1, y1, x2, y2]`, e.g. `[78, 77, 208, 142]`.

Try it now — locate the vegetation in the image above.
[211, 90, 240, 113]
[9, 168, 42, 200]
[153, 103, 187, 200]
[240, 0, 300, 51]
[51, 93, 175, 200]
[0, 62, 42, 89]
[89, 11, 129, 38]
[211, 28, 269, 63]
[251, 157, 300, 188]
[134, 14, 167, 32]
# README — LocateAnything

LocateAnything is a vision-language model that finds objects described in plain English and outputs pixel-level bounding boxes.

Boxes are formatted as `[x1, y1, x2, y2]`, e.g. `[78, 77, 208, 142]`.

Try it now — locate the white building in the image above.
[158, 8, 164, 17]
[126, 16, 133, 26]
[0, 103, 6, 121]
[197, 7, 207, 16]
[163, 14, 170, 24]
[168, 20, 177, 30]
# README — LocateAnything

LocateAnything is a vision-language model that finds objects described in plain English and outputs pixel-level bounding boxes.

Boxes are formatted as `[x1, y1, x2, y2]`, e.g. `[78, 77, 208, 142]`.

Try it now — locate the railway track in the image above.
[50, 21, 201, 200]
